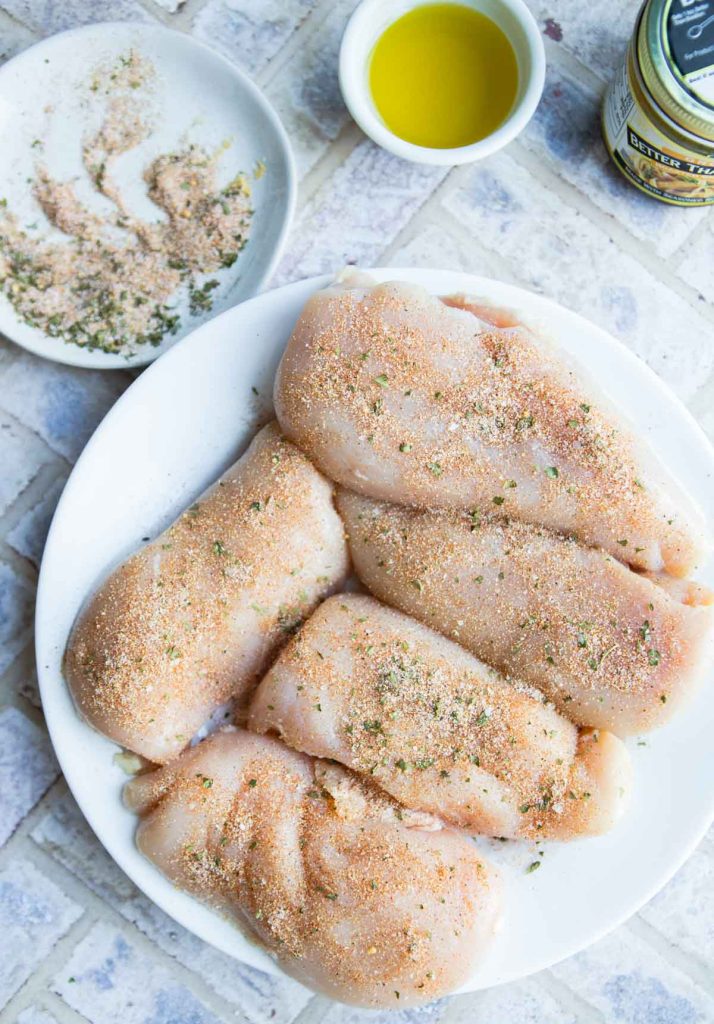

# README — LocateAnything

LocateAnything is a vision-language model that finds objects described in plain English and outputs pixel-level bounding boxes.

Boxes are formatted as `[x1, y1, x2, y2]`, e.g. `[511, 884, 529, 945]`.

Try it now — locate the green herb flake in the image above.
[363, 719, 384, 734]
[189, 279, 220, 317]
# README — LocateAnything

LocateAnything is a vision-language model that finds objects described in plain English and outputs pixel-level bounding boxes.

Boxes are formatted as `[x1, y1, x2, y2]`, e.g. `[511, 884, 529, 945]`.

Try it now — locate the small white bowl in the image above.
[339, 0, 546, 165]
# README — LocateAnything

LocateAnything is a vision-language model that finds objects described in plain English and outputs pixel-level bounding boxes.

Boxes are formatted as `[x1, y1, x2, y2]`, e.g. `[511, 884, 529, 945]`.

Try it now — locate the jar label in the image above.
[667, 0, 714, 105]
[603, 56, 714, 204]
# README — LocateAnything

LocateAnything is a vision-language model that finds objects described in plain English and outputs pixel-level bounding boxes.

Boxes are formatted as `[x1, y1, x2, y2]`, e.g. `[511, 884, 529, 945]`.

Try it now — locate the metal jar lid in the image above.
[637, 0, 714, 144]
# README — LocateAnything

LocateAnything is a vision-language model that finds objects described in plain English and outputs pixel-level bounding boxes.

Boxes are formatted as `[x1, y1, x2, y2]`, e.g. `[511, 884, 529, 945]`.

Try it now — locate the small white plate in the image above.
[36, 269, 714, 993]
[0, 23, 295, 369]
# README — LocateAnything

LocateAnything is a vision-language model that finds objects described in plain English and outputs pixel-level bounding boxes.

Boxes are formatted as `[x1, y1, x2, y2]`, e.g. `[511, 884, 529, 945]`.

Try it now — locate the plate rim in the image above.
[0, 20, 297, 371]
[35, 267, 714, 993]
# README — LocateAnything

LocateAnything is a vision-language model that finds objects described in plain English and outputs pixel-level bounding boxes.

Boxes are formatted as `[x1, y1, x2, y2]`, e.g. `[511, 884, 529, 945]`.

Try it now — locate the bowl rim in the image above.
[338, 0, 546, 165]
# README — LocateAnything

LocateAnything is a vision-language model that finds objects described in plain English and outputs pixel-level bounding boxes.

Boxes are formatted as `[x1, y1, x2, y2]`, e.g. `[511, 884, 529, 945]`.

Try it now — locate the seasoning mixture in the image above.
[63, 422, 349, 765]
[336, 489, 714, 737]
[248, 593, 618, 842]
[0, 51, 254, 354]
[275, 273, 705, 578]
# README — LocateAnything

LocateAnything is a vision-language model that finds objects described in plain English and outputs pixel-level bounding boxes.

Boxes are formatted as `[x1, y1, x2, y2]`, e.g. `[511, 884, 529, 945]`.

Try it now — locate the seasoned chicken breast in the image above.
[274, 271, 709, 576]
[249, 595, 631, 840]
[124, 728, 501, 1008]
[337, 490, 714, 735]
[65, 423, 349, 763]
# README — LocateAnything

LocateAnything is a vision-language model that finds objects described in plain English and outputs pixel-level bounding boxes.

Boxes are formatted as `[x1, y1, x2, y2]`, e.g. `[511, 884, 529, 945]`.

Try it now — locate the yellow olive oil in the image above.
[369, 3, 519, 149]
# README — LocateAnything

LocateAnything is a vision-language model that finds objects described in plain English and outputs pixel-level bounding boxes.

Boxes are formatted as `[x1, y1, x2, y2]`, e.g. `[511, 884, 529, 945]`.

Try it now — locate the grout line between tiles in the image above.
[17, 841, 271, 1024]
[626, 915, 714, 998]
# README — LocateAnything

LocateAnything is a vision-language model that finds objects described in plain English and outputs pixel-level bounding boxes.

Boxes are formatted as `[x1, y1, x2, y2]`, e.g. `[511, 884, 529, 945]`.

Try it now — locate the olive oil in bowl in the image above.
[369, 3, 519, 149]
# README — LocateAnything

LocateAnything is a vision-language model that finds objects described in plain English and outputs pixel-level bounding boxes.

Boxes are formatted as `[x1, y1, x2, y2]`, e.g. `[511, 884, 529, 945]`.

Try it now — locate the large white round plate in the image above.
[0, 23, 295, 369]
[36, 269, 714, 993]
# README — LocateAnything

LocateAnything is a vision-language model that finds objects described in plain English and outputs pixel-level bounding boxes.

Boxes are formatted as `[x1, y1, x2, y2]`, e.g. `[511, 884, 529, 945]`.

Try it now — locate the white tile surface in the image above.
[0, 561, 35, 675]
[442, 153, 714, 399]
[551, 927, 714, 1023]
[273, 138, 448, 284]
[0, 0, 712, 1021]
[192, 0, 318, 75]
[0, 706, 58, 846]
[0, 859, 82, 1005]
[53, 922, 225, 1024]
[530, 0, 643, 80]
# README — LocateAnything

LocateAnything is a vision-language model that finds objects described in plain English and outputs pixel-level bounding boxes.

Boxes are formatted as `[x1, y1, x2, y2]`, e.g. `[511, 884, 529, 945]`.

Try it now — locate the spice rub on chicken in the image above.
[338, 489, 714, 735]
[249, 594, 631, 841]
[65, 423, 349, 763]
[274, 270, 709, 577]
[124, 728, 501, 1008]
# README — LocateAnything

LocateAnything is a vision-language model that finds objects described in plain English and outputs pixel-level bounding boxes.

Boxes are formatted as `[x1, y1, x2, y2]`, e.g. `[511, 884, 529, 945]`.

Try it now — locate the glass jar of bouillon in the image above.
[602, 0, 714, 205]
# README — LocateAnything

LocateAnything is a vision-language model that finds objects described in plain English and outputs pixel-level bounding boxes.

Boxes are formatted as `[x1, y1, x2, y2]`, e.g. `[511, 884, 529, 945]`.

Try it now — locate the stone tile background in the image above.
[0, 1, 712, 1021]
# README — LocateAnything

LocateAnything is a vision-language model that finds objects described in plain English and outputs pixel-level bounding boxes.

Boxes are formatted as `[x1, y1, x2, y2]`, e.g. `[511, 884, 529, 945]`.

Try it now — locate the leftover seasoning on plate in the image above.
[603, 0, 714, 205]
[0, 51, 255, 355]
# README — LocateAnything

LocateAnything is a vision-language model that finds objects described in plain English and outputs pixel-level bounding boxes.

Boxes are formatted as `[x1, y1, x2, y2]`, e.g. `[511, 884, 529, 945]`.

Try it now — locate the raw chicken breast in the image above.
[274, 271, 709, 576]
[249, 595, 631, 840]
[65, 423, 349, 763]
[124, 728, 501, 1008]
[337, 490, 714, 735]
[338, 489, 712, 737]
